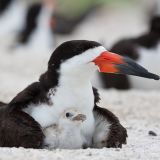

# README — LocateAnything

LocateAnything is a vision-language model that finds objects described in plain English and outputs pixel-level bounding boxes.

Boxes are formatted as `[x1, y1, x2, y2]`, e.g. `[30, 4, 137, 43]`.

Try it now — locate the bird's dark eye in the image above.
[65, 112, 73, 118]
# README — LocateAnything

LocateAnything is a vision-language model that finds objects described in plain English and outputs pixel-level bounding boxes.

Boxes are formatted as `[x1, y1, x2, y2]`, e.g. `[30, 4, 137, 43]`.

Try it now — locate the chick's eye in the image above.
[65, 112, 73, 118]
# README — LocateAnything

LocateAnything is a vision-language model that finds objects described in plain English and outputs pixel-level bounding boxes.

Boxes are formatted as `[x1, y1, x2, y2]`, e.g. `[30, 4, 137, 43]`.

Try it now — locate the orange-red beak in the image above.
[93, 51, 159, 80]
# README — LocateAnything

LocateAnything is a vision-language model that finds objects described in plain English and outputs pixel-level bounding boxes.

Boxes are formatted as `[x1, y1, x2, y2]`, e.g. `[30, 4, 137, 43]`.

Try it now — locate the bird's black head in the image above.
[48, 40, 101, 70]
[40, 40, 101, 90]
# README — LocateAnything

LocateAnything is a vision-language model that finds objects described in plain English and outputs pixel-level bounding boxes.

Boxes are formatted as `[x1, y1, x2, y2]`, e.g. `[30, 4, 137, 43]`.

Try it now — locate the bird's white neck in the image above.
[52, 70, 95, 113]
[49, 67, 95, 146]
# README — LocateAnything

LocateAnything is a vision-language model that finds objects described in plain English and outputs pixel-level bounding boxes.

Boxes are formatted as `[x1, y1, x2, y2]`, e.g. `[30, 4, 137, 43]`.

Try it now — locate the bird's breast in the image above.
[50, 83, 95, 145]
[51, 83, 95, 113]
[24, 81, 96, 146]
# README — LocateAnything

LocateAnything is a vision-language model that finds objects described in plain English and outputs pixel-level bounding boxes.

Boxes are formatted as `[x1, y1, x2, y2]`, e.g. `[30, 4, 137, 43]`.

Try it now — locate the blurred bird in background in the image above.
[99, 0, 160, 90]
[0, 0, 54, 51]
[0, 0, 103, 51]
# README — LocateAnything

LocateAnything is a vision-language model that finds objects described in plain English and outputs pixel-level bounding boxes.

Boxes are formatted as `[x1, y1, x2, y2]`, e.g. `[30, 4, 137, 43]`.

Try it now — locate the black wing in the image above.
[8, 82, 48, 111]
[93, 87, 127, 148]
[0, 107, 44, 148]
[0, 82, 45, 148]
[93, 105, 127, 148]
[0, 102, 7, 107]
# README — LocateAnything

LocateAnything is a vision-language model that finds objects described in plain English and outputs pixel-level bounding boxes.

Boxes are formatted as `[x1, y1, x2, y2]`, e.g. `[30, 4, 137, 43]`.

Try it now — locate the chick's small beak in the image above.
[92, 51, 160, 80]
[73, 114, 86, 122]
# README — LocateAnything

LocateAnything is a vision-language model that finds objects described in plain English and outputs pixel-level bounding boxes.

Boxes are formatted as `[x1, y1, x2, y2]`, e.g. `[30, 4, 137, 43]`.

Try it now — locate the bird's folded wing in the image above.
[8, 82, 44, 111]
[0, 108, 44, 148]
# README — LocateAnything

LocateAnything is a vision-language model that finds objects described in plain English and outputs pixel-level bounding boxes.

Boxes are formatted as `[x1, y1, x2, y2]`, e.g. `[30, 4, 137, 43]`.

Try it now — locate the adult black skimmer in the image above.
[17, 1, 42, 44]
[0, 40, 159, 148]
[16, 0, 54, 51]
[44, 108, 86, 149]
[100, 15, 160, 89]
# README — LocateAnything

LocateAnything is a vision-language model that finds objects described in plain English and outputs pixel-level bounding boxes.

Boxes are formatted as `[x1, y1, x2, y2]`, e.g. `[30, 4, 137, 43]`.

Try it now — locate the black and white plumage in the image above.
[0, 0, 13, 15]
[93, 88, 127, 148]
[0, 40, 159, 148]
[100, 16, 160, 89]
[0, 103, 44, 148]
[43, 108, 86, 149]
[17, 2, 42, 44]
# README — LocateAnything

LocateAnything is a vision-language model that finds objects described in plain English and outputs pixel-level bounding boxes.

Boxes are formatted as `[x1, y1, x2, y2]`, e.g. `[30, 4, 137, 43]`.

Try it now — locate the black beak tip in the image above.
[143, 71, 160, 80]
[121, 57, 160, 80]
[152, 74, 160, 80]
